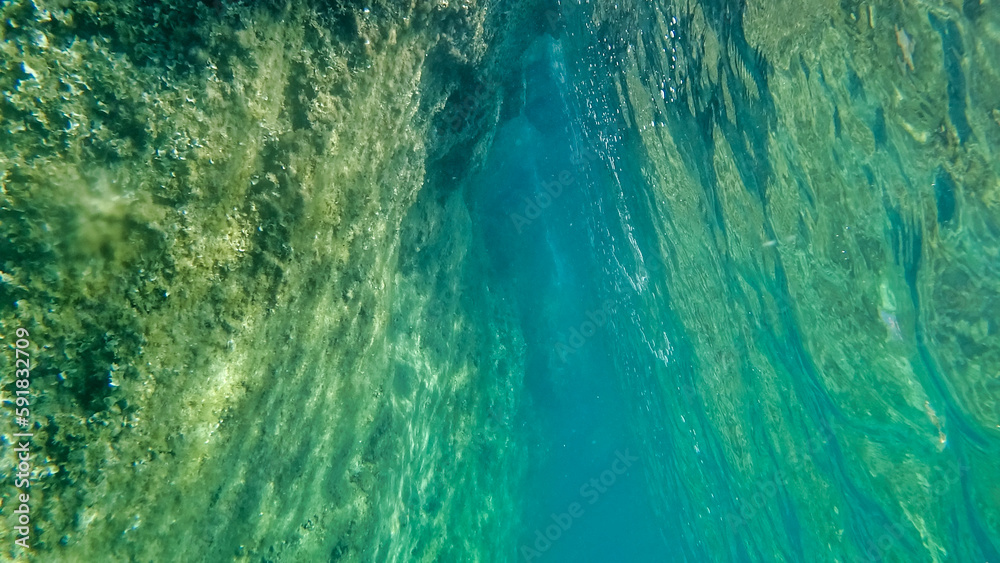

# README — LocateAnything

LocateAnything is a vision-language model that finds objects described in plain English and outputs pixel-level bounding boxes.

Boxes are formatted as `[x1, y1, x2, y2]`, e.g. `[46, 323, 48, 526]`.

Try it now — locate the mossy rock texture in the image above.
[0, 0, 535, 560]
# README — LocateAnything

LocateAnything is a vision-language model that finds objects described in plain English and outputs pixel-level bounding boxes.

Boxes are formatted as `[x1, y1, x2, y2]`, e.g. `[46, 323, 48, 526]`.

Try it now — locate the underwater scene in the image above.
[1, 0, 999, 561]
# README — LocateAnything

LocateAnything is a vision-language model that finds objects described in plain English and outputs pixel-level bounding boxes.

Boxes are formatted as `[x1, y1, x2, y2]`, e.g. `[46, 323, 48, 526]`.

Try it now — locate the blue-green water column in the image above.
[470, 36, 672, 562]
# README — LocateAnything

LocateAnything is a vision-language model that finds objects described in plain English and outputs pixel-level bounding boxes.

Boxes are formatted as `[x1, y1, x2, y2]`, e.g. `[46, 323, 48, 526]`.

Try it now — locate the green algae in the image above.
[556, 0, 1000, 560]
[2, 0, 998, 560]
[0, 0, 533, 560]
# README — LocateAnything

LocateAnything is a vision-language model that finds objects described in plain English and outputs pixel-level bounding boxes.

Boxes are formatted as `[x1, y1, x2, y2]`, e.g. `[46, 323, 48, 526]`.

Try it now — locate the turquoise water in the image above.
[472, 37, 669, 561]
[2, 0, 999, 561]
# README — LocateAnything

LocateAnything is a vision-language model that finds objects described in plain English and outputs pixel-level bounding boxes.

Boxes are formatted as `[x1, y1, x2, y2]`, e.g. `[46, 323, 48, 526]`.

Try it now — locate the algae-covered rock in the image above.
[554, 0, 1000, 560]
[0, 0, 532, 560]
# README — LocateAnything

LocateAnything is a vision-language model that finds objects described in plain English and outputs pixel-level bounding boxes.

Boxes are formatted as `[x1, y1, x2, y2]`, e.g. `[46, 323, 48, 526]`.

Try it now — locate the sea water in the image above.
[471, 36, 670, 561]
[1, 0, 999, 561]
